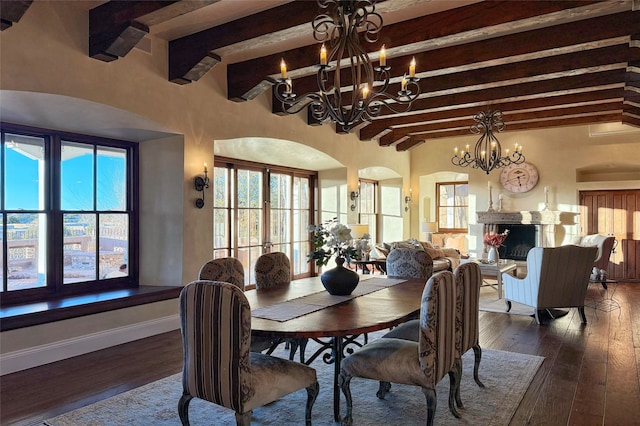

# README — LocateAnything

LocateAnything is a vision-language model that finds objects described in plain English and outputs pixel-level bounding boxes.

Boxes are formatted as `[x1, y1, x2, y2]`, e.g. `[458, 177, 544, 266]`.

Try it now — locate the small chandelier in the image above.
[451, 110, 525, 175]
[274, 0, 420, 133]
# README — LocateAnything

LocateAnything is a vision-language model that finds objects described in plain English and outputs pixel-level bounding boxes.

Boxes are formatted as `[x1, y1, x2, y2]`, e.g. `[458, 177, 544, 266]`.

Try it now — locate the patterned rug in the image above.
[44, 331, 544, 426]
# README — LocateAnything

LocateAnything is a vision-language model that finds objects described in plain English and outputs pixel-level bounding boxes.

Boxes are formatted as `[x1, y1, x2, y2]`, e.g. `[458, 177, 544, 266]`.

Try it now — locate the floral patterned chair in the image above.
[198, 257, 273, 353]
[254, 252, 308, 362]
[338, 271, 461, 426]
[385, 247, 434, 279]
[178, 280, 319, 426]
[198, 257, 245, 289]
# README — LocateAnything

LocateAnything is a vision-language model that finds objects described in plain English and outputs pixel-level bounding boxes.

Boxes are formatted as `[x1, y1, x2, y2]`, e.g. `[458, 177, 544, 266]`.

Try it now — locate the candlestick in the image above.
[320, 44, 327, 66]
[401, 76, 407, 92]
[543, 186, 550, 210]
[487, 182, 494, 212]
[409, 57, 416, 78]
[379, 45, 386, 67]
[280, 59, 287, 79]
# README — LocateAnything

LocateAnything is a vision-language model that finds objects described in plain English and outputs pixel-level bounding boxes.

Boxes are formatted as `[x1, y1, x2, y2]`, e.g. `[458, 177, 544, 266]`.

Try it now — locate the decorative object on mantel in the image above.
[451, 110, 524, 174]
[498, 192, 504, 212]
[274, 0, 421, 133]
[499, 162, 539, 193]
[542, 186, 550, 210]
[307, 218, 359, 295]
[487, 181, 495, 212]
[484, 229, 509, 263]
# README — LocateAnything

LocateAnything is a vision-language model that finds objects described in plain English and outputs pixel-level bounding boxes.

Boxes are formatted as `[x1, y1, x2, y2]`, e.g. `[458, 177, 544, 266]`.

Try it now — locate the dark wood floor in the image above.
[2, 282, 640, 426]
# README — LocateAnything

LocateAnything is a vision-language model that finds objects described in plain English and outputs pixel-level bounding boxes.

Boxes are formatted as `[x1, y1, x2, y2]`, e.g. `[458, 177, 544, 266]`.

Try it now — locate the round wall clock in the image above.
[500, 162, 539, 193]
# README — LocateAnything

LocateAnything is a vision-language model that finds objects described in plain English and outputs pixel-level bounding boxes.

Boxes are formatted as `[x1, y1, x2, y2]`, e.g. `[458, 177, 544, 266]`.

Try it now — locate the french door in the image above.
[213, 158, 315, 287]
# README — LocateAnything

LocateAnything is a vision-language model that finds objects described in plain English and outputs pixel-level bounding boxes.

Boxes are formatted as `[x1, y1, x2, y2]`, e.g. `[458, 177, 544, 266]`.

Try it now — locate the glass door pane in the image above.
[237, 169, 263, 286]
[269, 173, 291, 259]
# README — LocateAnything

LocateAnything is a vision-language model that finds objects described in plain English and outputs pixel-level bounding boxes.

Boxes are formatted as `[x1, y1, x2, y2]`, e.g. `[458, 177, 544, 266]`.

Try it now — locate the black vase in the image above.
[321, 257, 360, 295]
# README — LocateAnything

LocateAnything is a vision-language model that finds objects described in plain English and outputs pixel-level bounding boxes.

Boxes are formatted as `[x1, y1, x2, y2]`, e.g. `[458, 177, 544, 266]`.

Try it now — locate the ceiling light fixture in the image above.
[273, 0, 420, 133]
[451, 110, 525, 175]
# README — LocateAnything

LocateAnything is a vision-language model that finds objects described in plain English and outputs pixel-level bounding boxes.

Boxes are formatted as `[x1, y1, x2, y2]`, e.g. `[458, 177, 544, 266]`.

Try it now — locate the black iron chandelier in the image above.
[273, 0, 420, 133]
[451, 110, 525, 175]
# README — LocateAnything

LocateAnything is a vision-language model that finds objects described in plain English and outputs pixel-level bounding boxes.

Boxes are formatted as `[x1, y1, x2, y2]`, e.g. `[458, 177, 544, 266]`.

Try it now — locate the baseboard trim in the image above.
[0, 315, 180, 375]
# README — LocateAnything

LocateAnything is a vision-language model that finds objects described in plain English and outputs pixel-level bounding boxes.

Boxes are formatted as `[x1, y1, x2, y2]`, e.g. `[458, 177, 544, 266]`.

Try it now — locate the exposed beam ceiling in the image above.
[10, 0, 640, 150]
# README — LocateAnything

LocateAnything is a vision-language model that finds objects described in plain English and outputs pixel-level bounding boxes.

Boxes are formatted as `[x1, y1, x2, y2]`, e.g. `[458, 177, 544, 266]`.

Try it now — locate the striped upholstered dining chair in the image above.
[338, 271, 462, 426]
[254, 252, 308, 362]
[178, 280, 319, 426]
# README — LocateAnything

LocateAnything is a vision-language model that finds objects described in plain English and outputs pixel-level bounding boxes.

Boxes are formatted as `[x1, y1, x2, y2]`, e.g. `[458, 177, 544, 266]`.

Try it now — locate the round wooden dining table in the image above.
[244, 276, 426, 422]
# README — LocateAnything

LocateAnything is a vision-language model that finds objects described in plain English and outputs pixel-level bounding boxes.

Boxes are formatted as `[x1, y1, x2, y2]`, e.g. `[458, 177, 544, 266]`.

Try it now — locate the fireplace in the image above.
[496, 224, 537, 260]
[477, 210, 562, 260]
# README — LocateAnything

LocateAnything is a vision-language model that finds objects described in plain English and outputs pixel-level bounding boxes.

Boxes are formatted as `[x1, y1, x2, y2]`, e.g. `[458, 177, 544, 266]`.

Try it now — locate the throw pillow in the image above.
[444, 234, 467, 255]
[425, 247, 445, 259]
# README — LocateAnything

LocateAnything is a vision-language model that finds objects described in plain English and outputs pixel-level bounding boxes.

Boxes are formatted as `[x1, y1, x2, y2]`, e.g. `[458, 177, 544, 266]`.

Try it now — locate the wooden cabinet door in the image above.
[580, 190, 640, 282]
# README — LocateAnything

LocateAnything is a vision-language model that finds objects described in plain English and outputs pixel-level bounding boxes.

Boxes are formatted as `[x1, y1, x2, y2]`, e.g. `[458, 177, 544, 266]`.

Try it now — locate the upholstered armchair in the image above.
[178, 280, 319, 426]
[254, 252, 307, 362]
[338, 271, 461, 426]
[503, 245, 598, 324]
[575, 234, 616, 287]
[377, 262, 484, 408]
[385, 247, 434, 279]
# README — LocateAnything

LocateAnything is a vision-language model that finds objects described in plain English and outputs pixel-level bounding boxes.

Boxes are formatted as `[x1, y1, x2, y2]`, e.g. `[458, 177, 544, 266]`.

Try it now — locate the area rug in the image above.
[478, 285, 535, 316]
[44, 332, 544, 426]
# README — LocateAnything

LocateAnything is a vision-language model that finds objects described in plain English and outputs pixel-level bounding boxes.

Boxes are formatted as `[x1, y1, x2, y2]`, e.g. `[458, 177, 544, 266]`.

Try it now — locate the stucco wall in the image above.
[0, 1, 410, 359]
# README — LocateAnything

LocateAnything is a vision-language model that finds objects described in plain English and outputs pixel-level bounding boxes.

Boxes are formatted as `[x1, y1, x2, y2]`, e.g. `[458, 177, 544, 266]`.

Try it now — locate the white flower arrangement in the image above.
[307, 218, 358, 267]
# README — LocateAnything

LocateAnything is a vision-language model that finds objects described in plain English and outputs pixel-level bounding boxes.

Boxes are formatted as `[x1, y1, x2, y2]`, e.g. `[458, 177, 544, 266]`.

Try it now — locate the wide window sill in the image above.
[0, 286, 182, 332]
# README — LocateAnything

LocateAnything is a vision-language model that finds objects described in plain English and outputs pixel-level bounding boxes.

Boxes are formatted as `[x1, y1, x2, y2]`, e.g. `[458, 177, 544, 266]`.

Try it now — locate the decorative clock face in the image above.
[500, 162, 539, 193]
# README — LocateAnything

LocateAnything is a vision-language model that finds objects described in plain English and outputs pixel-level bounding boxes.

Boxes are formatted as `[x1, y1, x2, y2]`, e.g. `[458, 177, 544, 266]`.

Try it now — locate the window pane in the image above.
[63, 213, 96, 284]
[237, 170, 262, 209]
[0, 218, 3, 289]
[99, 213, 128, 279]
[213, 209, 228, 249]
[61, 142, 94, 211]
[439, 184, 455, 207]
[97, 146, 126, 211]
[7, 213, 46, 290]
[5, 134, 45, 210]
[214, 167, 229, 208]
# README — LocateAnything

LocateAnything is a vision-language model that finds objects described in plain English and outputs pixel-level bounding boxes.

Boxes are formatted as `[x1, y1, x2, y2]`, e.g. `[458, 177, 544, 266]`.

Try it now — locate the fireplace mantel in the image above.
[477, 211, 561, 225]
[477, 210, 561, 248]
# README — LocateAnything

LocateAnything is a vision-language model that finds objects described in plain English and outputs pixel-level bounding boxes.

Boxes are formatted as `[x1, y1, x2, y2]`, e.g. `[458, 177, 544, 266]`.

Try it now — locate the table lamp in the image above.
[421, 221, 437, 242]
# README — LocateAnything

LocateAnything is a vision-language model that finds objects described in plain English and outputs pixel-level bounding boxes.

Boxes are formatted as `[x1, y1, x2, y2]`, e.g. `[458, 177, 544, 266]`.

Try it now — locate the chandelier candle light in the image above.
[274, 0, 421, 132]
[452, 110, 525, 174]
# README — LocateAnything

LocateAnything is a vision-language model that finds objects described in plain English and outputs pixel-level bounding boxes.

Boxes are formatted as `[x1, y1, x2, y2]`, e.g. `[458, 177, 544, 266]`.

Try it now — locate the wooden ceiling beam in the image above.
[395, 136, 425, 151]
[408, 113, 622, 143]
[0, 0, 32, 31]
[228, 0, 610, 102]
[360, 88, 625, 140]
[384, 102, 623, 145]
[168, 1, 319, 84]
[89, 1, 217, 62]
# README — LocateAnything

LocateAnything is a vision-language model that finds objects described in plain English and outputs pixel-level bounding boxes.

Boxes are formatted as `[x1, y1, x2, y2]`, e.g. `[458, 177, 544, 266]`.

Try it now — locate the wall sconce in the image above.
[350, 189, 360, 211]
[404, 189, 412, 212]
[194, 163, 210, 209]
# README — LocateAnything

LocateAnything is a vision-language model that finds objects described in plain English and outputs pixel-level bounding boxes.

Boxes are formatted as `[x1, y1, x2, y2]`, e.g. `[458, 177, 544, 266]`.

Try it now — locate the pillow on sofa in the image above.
[444, 234, 468, 255]
[425, 247, 445, 259]
[431, 234, 446, 248]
